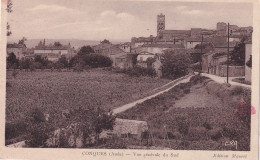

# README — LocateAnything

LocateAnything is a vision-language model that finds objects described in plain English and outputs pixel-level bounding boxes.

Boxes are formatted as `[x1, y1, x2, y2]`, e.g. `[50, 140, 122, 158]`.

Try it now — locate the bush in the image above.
[184, 88, 190, 94]
[27, 107, 46, 124]
[73, 63, 84, 72]
[70, 54, 112, 69]
[126, 66, 156, 77]
[161, 50, 191, 79]
[7, 53, 19, 69]
[5, 120, 28, 140]
[26, 107, 54, 147]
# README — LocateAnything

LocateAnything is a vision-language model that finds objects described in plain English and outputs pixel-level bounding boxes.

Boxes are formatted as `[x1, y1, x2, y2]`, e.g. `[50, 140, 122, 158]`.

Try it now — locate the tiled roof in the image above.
[35, 45, 70, 50]
[138, 51, 154, 55]
[163, 48, 188, 54]
[7, 43, 25, 48]
[185, 37, 202, 42]
[160, 30, 191, 35]
[142, 43, 185, 48]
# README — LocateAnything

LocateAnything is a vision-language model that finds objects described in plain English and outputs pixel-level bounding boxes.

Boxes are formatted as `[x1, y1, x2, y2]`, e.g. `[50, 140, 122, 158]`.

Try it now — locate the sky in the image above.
[7, 0, 253, 42]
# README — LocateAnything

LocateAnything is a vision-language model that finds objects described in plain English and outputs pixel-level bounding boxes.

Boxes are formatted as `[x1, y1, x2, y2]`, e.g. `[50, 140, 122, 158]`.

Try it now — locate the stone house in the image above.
[141, 43, 185, 55]
[113, 118, 148, 139]
[184, 37, 202, 49]
[113, 54, 127, 69]
[136, 51, 155, 68]
[210, 54, 228, 75]
[119, 42, 131, 53]
[34, 42, 74, 62]
[93, 43, 126, 65]
[7, 43, 27, 59]
[202, 52, 245, 77]
[131, 36, 154, 48]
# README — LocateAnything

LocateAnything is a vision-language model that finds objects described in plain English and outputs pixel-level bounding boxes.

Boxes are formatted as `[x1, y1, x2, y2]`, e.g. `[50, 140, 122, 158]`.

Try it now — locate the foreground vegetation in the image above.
[118, 75, 251, 150]
[5, 69, 171, 144]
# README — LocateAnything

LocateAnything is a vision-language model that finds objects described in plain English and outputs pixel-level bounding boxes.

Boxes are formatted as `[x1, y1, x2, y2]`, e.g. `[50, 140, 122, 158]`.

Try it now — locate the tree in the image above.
[34, 55, 49, 67]
[161, 50, 191, 79]
[57, 55, 69, 68]
[19, 58, 33, 70]
[54, 42, 62, 47]
[101, 39, 111, 44]
[6, 0, 13, 36]
[84, 54, 112, 68]
[7, 53, 19, 69]
[230, 39, 246, 66]
[246, 55, 252, 68]
[194, 42, 214, 50]
[18, 37, 27, 46]
[146, 57, 155, 68]
[77, 46, 95, 56]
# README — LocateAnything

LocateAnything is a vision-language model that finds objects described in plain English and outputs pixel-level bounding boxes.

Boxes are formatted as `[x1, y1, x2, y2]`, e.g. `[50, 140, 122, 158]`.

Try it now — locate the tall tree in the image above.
[77, 46, 95, 56]
[6, 0, 13, 36]
[230, 39, 246, 66]
[7, 52, 18, 68]
[101, 39, 111, 44]
[246, 55, 252, 68]
[54, 42, 62, 47]
[161, 50, 191, 79]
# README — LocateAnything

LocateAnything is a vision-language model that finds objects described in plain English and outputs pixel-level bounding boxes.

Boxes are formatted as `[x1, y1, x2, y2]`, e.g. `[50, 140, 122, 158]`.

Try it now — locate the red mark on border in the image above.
[251, 105, 256, 115]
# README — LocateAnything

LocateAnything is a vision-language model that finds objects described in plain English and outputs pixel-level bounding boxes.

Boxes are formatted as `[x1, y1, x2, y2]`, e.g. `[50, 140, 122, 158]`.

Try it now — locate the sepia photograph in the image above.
[1, 0, 258, 156]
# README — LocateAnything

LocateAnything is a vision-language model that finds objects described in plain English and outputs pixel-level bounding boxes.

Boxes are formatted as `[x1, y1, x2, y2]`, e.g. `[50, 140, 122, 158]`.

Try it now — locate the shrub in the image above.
[26, 107, 54, 147]
[28, 122, 53, 147]
[5, 120, 28, 140]
[126, 66, 156, 77]
[28, 107, 46, 123]
[7, 53, 19, 69]
[202, 122, 212, 130]
[84, 54, 112, 68]
[73, 63, 84, 72]
[161, 50, 191, 79]
[184, 88, 190, 94]
[70, 54, 112, 69]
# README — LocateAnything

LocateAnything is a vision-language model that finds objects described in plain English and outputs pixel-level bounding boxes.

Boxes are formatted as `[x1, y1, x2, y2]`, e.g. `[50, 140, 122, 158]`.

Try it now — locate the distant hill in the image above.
[7, 39, 126, 49]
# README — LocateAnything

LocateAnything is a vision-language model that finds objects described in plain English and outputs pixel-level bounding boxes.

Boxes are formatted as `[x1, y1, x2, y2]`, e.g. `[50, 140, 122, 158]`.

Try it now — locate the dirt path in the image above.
[112, 75, 193, 114]
[167, 83, 223, 111]
[197, 72, 251, 88]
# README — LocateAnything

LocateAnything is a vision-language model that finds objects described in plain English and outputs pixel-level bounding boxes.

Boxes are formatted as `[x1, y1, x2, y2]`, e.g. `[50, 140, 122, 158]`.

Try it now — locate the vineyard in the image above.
[6, 68, 170, 122]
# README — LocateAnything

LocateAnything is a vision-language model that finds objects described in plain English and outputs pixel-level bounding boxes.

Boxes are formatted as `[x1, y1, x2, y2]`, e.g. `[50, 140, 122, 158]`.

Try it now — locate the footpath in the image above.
[198, 72, 251, 88]
[112, 74, 193, 114]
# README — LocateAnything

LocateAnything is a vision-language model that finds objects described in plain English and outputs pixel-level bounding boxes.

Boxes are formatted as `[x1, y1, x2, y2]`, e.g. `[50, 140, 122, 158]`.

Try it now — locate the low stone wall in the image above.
[218, 65, 245, 77]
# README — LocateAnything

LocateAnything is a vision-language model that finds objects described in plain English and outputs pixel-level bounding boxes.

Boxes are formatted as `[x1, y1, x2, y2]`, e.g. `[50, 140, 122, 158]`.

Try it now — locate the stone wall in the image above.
[218, 65, 245, 77]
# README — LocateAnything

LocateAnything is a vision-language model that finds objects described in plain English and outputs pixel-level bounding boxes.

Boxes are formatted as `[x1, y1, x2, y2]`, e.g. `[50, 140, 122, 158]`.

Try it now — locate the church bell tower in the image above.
[157, 13, 165, 35]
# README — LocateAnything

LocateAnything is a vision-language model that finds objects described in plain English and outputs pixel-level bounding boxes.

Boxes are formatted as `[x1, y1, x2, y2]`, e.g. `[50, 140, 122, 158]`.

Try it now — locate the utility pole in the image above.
[227, 23, 230, 84]
[200, 34, 204, 71]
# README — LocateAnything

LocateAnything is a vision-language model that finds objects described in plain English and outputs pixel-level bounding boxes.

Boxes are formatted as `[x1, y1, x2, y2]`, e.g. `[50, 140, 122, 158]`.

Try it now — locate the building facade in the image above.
[7, 43, 27, 59]
[34, 41, 74, 62]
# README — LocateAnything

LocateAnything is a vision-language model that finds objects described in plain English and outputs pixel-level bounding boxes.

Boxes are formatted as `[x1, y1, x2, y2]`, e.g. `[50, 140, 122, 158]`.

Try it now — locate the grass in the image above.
[117, 75, 251, 151]
[6, 69, 171, 142]
[6, 69, 170, 122]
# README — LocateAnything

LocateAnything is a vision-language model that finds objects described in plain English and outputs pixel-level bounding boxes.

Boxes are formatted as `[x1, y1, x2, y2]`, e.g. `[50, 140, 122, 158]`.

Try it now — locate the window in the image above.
[140, 57, 143, 61]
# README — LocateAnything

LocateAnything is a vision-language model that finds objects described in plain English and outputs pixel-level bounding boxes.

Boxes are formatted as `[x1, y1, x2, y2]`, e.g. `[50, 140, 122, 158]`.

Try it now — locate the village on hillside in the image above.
[5, 0, 253, 152]
[7, 13, 253, 83]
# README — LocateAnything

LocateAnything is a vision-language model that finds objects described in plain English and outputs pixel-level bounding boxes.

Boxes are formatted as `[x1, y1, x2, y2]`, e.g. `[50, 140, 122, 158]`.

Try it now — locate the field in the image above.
[6, 69, 171, 123]
[118, 76, 251, 150]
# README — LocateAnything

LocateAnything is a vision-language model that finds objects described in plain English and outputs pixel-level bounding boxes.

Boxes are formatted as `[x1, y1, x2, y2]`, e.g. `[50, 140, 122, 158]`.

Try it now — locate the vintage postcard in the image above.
[0, 0, 259, 160]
